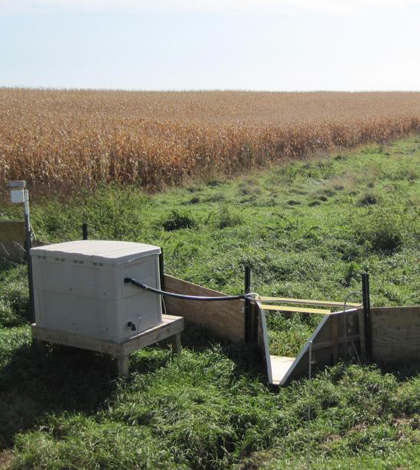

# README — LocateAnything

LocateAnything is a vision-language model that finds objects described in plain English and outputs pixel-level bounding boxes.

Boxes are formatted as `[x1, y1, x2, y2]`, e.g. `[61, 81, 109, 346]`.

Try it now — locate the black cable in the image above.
[124, 277, 247, 301]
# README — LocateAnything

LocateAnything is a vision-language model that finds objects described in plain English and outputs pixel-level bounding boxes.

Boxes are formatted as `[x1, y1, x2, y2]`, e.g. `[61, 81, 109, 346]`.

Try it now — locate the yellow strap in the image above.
[260, 304, 332, 315]
[257, 296, 361, 308]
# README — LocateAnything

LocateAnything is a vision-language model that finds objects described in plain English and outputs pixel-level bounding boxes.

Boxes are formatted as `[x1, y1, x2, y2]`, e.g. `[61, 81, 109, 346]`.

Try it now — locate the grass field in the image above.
[2, 89, 420, 193]
[2, 136, 420, 468]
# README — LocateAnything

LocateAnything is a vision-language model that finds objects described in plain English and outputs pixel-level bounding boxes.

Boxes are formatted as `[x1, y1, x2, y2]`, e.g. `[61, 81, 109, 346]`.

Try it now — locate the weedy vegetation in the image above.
[2, 131, 420, 468]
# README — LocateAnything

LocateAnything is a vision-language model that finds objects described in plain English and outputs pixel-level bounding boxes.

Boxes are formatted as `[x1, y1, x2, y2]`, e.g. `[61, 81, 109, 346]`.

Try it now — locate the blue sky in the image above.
[1, 0, 420, 91]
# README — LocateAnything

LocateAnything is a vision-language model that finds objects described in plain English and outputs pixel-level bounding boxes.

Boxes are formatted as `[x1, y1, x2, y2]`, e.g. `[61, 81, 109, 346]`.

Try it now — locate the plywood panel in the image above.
[0, 237, 47, 263]
[369, 306, 420, 363]
[0, 221, 25, 243]
[0, 242, 25, 262]
[163, 275, 245, 341]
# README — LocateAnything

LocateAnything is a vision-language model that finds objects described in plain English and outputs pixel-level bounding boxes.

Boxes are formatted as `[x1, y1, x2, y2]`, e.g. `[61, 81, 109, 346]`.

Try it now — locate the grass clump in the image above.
[161, 209, 197, 231]
[356, 208, 404, 255]
[357, 192, 378, 206]
[216, 207, 242, 229]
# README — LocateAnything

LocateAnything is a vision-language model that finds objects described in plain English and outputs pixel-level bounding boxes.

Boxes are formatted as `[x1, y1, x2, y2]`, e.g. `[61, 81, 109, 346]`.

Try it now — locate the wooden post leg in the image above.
[170, 333, 182, 355]
[117, 355, 129, 377]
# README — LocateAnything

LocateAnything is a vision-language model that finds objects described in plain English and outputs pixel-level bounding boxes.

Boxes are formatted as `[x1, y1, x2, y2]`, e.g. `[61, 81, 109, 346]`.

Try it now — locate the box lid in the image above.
[31, 240, 161, 265]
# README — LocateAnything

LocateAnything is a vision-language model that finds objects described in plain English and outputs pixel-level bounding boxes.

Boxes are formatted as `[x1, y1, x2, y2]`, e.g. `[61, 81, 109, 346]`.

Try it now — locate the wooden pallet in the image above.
[32, 314, 184, 377]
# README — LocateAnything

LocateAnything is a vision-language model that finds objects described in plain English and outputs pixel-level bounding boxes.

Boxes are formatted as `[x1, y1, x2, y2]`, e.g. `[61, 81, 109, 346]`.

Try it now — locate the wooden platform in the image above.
[32, 314, 184, 377]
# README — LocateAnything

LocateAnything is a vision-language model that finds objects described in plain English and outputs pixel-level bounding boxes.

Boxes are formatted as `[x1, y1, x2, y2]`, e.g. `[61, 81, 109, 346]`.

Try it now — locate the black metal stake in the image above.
[245, 266, 252, 342]
[362, 273, 372, 359]
[159, 249, 165, 312]
[82, 223, 88, 240]
[159, 248, 165, 290]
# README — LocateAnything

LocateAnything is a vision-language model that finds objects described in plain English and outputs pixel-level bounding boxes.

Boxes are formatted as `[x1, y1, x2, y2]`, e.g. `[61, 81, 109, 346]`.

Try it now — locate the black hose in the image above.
[124, 277, 246, 301]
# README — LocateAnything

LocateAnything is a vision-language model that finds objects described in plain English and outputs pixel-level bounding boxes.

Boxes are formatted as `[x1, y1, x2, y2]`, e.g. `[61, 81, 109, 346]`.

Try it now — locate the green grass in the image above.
[2, 136, 420, 468]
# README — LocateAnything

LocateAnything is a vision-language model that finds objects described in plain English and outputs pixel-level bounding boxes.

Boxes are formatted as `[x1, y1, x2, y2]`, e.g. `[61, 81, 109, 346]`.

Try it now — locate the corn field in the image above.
[2, 88, 420, 193]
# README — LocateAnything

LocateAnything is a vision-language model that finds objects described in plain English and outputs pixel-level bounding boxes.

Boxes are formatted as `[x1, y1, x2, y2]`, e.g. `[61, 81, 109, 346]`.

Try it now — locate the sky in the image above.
[1, 0, 420, 91]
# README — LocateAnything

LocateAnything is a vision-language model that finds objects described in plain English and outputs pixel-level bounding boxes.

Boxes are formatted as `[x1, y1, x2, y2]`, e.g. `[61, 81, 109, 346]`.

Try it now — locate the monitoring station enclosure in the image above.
[30, 240, 184, 376]
[31, 240, 163, 341]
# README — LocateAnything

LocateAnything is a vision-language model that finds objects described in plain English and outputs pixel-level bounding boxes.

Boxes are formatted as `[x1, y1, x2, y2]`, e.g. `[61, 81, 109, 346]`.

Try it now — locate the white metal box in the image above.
[10, 188, 25, 204]
[30, 240, 162, 342]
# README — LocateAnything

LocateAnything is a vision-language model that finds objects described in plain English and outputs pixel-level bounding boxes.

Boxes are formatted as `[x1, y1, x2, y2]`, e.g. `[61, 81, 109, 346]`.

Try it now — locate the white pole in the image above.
[23, 189, 35, 323]
[24, 189, 30, 218]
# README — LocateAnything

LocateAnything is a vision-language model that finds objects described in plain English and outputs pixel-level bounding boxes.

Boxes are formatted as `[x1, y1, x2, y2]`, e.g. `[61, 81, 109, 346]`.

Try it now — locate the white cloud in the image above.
[1, 0, 420, 16]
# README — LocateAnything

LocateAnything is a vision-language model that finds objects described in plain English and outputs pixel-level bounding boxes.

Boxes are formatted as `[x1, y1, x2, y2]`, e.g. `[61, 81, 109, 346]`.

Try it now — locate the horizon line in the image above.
[2, 86, 420, 93]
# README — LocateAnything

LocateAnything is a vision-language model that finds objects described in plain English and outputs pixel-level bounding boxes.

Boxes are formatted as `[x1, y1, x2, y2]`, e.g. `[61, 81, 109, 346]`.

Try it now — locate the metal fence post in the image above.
[362, 273, 372, 359]
[245, 266, 252, 342]
[82, 223, 88, 240]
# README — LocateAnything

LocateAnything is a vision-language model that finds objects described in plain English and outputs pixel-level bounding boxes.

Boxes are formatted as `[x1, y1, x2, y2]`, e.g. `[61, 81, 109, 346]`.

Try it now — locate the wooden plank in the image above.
[259, 304, 331, 315]
[370, 306, 420, 326]
[32, 324, 121, 355]
[0, 221, 25, 243]
[163, 275, 245, 341]
[311, 334, 360, 352]
[369, 306, 420, 363]
[270, 356, 295, 385]
[121, 315, 184, 355]
[258, 296, 361, 308]
[32, 315, 184, 357]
